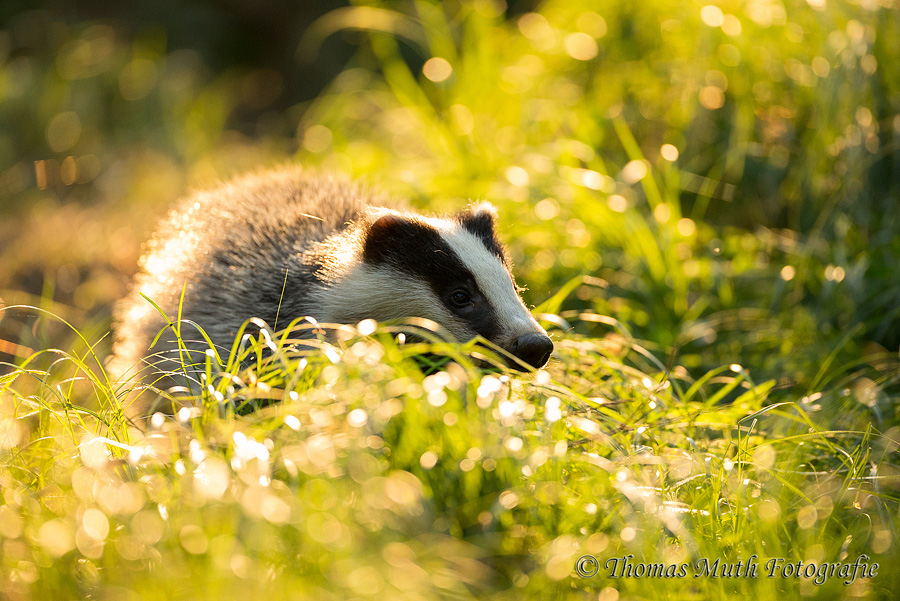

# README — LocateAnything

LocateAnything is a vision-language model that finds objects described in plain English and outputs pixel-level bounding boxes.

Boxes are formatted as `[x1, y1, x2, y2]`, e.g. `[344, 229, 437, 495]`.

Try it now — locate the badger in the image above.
[110, 167, 553, 408]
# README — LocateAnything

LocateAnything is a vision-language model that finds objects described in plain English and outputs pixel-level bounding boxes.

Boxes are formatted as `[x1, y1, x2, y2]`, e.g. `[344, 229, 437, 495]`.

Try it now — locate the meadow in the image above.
[0, 0, 898, 599]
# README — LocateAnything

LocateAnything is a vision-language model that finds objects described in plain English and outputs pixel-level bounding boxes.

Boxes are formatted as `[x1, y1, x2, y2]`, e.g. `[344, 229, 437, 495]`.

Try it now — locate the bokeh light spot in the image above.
[699, 86, 725, 109]
[46, 111, 82, 152]
[621, 160, 647, 183]
[660, 144, 679, 161]
[577, 12, 608, 38]
[505, 166, 529, 187]
[676, 218, 696, 236]
[422, 57, 452, 82]
[607, 195, 627, 213]
[302, 125, 333, 153]
[564, 33, 598, 61]
[700, 6, 725, 27]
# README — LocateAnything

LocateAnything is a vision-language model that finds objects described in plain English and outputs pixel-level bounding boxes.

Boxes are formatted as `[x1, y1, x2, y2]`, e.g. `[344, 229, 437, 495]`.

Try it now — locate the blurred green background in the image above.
[0, 0, 357, 328]
[1, 0, 898, 392]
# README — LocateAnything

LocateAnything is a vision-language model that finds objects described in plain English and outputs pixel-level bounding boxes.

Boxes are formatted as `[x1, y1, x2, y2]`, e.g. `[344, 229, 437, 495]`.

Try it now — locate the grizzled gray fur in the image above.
[111, 166, 553, 416]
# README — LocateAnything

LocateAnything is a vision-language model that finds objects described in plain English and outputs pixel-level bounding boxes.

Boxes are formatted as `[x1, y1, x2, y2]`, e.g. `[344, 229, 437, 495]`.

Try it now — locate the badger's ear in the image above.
[456, 201, 508, 261]
[455, 201, 497, 239]
[362, 212, 431, 265]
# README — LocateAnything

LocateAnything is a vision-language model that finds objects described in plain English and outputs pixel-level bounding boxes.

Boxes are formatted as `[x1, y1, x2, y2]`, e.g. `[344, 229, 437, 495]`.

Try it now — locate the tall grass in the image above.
[1, 307, 896, 599]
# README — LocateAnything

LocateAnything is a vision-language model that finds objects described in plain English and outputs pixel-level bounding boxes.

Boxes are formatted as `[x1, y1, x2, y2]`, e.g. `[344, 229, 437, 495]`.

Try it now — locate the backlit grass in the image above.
[1, 306, 897, 600]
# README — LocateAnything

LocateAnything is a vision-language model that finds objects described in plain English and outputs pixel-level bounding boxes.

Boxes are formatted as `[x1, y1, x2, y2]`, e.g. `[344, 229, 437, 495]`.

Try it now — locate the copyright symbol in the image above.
[575, 554, 599, 577]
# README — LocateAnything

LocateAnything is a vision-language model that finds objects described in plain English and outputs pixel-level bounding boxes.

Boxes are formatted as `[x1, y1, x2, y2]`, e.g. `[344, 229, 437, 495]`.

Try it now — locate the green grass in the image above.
[1, 0, 899, 599]
[0, 311, 897, 600]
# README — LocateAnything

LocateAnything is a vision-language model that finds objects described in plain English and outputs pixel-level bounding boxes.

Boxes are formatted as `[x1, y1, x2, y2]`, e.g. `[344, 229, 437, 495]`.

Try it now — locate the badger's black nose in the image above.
[509, 333, 554, 369]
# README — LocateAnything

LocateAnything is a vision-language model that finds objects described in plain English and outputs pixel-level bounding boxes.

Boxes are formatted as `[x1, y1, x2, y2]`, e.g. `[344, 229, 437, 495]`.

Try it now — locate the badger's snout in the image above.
[509, 332, 553, 369]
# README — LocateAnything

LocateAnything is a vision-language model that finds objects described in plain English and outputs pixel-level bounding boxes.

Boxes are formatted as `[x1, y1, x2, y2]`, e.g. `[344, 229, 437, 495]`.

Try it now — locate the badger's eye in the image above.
[449, 289, 472, 308]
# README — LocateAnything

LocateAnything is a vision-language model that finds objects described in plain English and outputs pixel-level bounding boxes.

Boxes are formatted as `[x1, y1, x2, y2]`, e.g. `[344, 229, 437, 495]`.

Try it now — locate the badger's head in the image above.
[318, 203, 553, 369]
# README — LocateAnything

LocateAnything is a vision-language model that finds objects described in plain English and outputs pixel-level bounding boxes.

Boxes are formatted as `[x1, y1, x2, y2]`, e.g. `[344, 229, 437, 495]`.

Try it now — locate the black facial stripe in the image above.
[456, 210, 509, 265]
[363, 214, 501, 341]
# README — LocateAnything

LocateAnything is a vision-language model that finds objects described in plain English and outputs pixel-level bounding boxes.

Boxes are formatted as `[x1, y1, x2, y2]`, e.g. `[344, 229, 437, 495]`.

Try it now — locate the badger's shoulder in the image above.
[151, 168, 369, 264]
[136, 167, 379, 294]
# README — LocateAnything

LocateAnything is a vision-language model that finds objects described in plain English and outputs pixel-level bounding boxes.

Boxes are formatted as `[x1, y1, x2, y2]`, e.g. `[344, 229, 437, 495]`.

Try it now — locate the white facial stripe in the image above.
[428, 219, 541, 340]
[315, 265, 477, 342]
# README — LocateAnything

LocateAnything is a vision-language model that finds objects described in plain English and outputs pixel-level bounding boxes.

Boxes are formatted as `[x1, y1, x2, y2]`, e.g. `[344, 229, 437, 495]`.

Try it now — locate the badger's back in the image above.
[110, 168, 369, 387]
